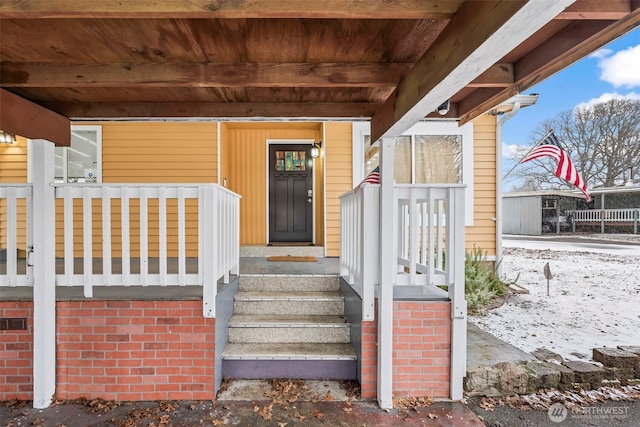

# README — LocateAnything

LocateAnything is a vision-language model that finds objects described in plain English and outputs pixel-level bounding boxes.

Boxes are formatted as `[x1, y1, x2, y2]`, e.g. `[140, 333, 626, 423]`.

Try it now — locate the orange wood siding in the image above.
[101, 122, 217, 183]
[324, 122, 353, 257]
[56, 122, 218, 257]
[466, 114, 497, 256]
[222, 122, 322, 245]
[0, 136, 28, 251]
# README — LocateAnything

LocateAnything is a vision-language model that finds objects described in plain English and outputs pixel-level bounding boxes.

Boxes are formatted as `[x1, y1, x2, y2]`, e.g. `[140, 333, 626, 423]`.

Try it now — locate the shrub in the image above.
[465, 246, 507, 314]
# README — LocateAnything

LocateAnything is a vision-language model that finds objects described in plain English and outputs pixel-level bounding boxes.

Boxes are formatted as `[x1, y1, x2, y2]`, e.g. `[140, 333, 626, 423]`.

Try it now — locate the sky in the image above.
[500, 26, 640, 191]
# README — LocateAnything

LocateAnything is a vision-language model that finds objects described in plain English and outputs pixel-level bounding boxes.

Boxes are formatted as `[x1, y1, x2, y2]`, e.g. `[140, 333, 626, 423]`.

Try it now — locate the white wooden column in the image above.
[448, 187, 467, 400]
[377, 137, 395, 409]
[31, 139, 56, 408]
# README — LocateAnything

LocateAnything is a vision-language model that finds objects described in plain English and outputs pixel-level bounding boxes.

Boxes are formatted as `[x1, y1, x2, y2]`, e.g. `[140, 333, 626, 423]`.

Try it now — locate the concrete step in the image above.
[233, 291, 344, 315]
[239, 275, 339, 292]
[240, 245, 325, 258]
[228, 314, 351, 343]
[222, 343, 357, 360]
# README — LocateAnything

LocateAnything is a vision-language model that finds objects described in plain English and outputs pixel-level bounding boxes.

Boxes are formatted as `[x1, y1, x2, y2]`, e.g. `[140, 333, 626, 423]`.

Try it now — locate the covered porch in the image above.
[1, 140, 465, 408]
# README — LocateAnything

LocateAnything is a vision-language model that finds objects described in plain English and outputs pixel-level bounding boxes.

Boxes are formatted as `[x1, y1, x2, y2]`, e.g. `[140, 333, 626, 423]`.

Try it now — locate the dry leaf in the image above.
[342, 406, 353, 413]
[428, 413, 438, 419]
[325, 391, 334, 402]
[253, 406, 260, 413]
[277, 423, 288, 427]
[212, 420, 225, 426]
[310, 408, 325, 420]
[292, 411, 306, 421]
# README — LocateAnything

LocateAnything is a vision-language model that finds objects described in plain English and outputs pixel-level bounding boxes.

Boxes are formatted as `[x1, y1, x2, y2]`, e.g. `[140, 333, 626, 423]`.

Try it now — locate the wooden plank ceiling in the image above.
[1, 0, 640, 144]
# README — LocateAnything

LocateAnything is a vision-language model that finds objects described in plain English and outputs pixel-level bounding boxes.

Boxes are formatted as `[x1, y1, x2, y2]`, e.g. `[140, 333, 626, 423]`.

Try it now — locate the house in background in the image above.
[1, 1, 638, 410]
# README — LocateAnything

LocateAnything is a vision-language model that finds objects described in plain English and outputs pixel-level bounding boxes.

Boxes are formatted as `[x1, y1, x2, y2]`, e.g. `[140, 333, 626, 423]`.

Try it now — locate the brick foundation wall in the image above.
[1, 300, 215, 401]
[56, 300, 215, 401]
[360, 301, 451, 399]
[0, 302, 34, 400]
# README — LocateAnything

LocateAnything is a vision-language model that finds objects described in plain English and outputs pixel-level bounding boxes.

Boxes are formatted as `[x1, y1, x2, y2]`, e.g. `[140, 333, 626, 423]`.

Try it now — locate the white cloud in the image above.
[597, 44, 640, 87]
[502, 142, 526, 160]
[575, 91, 640, 110]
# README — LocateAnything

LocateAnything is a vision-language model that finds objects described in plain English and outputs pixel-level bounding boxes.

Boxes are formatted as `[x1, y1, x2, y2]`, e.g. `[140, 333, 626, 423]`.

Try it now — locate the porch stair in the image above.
[222, 274, 357, 380]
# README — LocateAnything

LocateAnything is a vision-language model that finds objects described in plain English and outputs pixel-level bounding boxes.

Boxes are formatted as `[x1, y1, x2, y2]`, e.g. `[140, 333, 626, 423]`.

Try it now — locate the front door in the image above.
[269, 144, 313, 243]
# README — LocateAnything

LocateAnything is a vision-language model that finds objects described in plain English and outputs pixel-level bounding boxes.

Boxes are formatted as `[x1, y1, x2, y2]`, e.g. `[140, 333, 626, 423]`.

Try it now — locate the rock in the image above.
[593, 347, 639, 369]
[531, 348, 564, 363]
[553, 363, 575, 384]
[464, 366, 501, 396]
[617, 345, 640, 356]
[603, 367, 635, 385]
[496, 362, 528, 395]
[562, 360, 604, 386]
[523, 361, 561, 393]
[600, 379, 621, 388]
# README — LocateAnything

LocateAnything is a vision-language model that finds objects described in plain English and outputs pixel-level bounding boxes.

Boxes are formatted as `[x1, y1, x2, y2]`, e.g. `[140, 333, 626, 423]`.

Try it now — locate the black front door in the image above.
[269, 144, 313, 243]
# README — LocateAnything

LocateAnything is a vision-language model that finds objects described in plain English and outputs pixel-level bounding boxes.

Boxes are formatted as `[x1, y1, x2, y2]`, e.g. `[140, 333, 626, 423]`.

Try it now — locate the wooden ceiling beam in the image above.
[0, 63, 412, 88]
[0, 0, 460, 19]
[42, 102, 381, 119]
[370, 0, 575, 142]
[467, 63, 514, 88]
[556, 0, 630, 20]
[0, 89, 70, 146]
[459, 4, 640, 124]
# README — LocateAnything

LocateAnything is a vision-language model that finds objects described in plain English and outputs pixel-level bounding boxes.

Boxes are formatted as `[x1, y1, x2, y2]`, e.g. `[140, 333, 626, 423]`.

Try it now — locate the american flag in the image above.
[521, 132, 591, 202]
[355, 166, 380, 191]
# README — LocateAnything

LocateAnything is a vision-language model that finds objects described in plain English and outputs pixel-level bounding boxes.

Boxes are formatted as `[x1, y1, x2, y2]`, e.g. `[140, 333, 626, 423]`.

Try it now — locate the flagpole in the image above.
[502, 128, 553, 181]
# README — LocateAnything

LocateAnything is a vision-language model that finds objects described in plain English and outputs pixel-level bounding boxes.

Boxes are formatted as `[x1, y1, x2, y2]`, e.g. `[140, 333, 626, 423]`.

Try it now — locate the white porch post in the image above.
[449, 187, 467, 400]
[31, 139, 56, 408]
[377, 137, 395, 409]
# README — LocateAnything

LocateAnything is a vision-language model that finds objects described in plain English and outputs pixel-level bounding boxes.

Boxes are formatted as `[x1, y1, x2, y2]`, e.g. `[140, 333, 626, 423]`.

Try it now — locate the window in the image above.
[355, 121, 474, 225]
[54, 126, 102, 183]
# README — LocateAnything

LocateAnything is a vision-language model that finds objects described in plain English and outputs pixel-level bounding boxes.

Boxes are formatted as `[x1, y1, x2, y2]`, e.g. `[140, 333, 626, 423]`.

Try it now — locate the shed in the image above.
[502, 191, 585, 235]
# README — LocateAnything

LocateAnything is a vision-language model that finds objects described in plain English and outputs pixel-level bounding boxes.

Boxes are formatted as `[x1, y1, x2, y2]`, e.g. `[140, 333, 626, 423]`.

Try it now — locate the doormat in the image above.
[267, 256, 317, 262]
[268, 242, 314, 247]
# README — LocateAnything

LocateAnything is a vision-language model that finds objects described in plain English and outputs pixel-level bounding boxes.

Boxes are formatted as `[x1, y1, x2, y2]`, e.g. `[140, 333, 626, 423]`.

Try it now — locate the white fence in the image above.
[571, 208, 639, 234]
[339, 183, 466, 319]
[0, 183, 240, 318]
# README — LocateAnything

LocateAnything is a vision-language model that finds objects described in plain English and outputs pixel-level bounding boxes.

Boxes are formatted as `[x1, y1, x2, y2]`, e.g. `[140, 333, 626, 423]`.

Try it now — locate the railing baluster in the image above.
[409, 188, 418, 285]
[6, 187, 17, 286]
[436, 197, 444, 272]
[159, 187, 167, 285]
[178, 186, 186, 286]
[83, 187, 93, 297]
[427, 188, 434, 286]
[139, 187, 149, 285]
[102, 186, 112, 285]
[121, 187, 130, 286]
[64, 187, 74, 286]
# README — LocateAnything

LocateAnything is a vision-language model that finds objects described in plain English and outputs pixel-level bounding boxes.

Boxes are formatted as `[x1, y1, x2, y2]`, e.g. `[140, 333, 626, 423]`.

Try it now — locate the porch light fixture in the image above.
[0, 131, 17, 144]
[311, 141, 321, 158]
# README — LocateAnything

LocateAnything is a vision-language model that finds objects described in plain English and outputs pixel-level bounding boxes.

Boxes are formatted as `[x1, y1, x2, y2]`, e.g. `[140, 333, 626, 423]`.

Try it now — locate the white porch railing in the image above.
[0, 182, 240, 318]
[0, 184, 33, 287]
[339, 185, 379, 320]
[339, 183, 466, 318]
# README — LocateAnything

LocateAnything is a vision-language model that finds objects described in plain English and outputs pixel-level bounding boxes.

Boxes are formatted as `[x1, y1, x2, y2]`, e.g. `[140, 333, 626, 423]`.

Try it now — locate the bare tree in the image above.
[507, 99, 640, 191]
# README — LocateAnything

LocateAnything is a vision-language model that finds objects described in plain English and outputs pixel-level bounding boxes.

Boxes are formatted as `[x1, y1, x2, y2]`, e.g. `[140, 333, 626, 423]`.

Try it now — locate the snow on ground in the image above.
[469, 234, 640, 361]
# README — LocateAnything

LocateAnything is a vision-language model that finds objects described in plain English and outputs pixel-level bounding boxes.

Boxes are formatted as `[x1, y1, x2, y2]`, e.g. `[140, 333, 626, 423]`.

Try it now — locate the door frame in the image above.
[265, 139, 317, 244]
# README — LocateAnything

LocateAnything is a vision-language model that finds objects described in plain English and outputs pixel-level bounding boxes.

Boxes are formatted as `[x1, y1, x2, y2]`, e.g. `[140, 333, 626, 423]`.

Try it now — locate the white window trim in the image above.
[29, 125, 103, 184]
[353, 120, 474, 226]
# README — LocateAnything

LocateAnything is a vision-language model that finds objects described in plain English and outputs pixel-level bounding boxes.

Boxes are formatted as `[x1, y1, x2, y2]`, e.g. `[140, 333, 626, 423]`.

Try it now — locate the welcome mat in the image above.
[267, 256, 317, 262]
